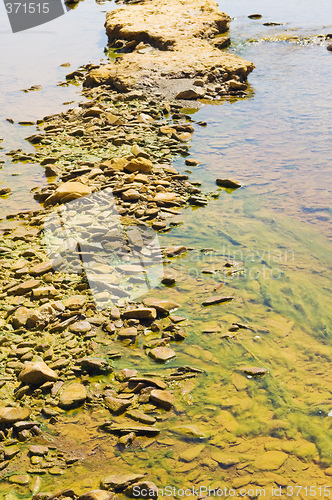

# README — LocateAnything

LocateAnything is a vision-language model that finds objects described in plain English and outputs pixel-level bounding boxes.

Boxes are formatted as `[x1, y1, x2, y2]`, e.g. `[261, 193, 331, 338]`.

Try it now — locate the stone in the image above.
[63, 295, 87, 309]
[59, 383, 87, 409]
[125, 157, 153, 174]
[104, 395, 132, 415]
[180, 444, 205, 462]
[253, 451, 288, 470]
[29, 261, 53, 276]
[216, 178, 242, 189]
[165, 245, 187, 257]
[175, 89, 205, 100]
[79, 358, 110, 374]
[45, 165, 59, 177]
[122, 189, 140, 202]
[29, 445, 49, 456]
[44, 182, 92, 207]
[0, 407, 31, 424]
[69, 320, 92, 334]
[327, 44, 332, 52]
[126, 410, 156, 425]
[101, 472, 145, 490]
[240, 366, 269, 377]
[148, 347, 176, 363]
[214, 36, 231, 49]
[118, 327, 138, 339]
[11, 306, 33, 328]
[9, 278, 41, 295]
[104, 423, 159, 436]
[150, 389, 174, 410]
[124, 481, 158, 498]
[27, 303, 58, 328]
[228, 79, 246, 90]
[154, 192, 178, 205]
[32, 286, 58, 299]
[8, 474, 30, 485]
[325, 467, 332, 476]
[0, 187, 11, 196]
[83, 107, 104, 117]
[122, 308, 156, 321]
[143, 297, 180, 315]
[202, 296, 234, 306]
[4, 445, 20, 460]
[128, 378, 167, 390]
[211, 451, 240, 466]
[185, 159, 200, 166]
[18, 361, 58, 385]
[116, 368, 138, 381]
[79, 491, 113, 500]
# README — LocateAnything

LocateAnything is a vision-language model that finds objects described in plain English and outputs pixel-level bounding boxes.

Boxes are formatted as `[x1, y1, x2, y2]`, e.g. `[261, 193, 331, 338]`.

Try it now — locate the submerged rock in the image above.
[150, 389, 174, 410]
[202, 296, 234, 306]
[148, 347, 176, 362]
[216, 178, 242, 189]
[44, 182, 93, 206]
[101, 472, 145, 490]
[253, 450, 288, 470]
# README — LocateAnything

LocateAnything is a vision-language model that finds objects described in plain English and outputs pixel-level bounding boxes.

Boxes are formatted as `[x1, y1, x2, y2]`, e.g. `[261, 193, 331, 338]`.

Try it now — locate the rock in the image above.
[69, 321, 92, 334]
[11, 306, 33, 328]
[0, 187, 11, 196]
[148, 347, 176, 363]
[63, 295, 87, 309]
[122, 308, 156, 321]
[104, 395, 132, 415]
[18, 361, 58, 386]
[180, 444, 205, 462]
[4, 445, 20, 460]
[327, 44, 332, 52]
[150, 389, 174, 410]
[216, 178, 242, 189]
[0, 407, 31, 424]
[118, 327, 138, 339]
[175, 89, 205, 100]
[104, 423, 159, 436]
[45, 165, 59, 177]
[185, 159, 200, 166]
[32, 286, 58, 299]
[171, 424, 207, 438]
[325, 467, 332, 476]
[83, 107, 104, 117]
[101, 472, 145, 490]
[122, 189, 140, 202]
[165, 245, 187, 257]
[214, 36, 231, 49]
[128, 378, 167, 390]
[240, 366, 269, 377]
[79, 491, 114, 500]
[44, 182, 92, 207]
[248, 14, 262, 19]
[59, 383, 87, 409]
[253, 451, 288, 470]
[124, 481, 158, 498]
[8, 474, 30, 485]
[125, 158, 153, 174]
[79, 358, 110, 374]
[202, 296, 234, 306]
[27, 303, 58, 328]
[29, 261, 53, 276]
[29, 445, 48, 456]
[211, 451, 240, 466]
[116, 369, 138, 381]
[154, 192, 179, 205]
[227, 80, 246, 90]
[143, 297, 180, 315]
[126, 410, 156, 425]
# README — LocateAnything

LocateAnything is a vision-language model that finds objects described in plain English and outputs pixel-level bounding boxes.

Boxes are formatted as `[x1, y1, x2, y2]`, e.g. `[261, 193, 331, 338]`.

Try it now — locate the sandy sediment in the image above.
[84, 0, 254, 98]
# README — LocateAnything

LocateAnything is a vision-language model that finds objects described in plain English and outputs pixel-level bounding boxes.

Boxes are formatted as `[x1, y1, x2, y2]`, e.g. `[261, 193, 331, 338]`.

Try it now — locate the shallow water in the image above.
[0, 0, 331, 496]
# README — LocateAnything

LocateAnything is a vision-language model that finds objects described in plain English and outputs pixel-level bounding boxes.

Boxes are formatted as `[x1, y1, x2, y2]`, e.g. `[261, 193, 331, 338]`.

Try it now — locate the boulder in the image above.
[18, 361, 58, 386]
[0, 407, 31, 424]
[44, 182, 92, 207]
[59, 383, 87, 409]
[125, 158, 153, 174]
[150, 389, 174, 410]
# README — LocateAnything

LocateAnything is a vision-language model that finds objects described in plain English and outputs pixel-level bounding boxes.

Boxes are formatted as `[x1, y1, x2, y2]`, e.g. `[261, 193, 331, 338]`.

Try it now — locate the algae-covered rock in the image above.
[253, 450, 288, 470]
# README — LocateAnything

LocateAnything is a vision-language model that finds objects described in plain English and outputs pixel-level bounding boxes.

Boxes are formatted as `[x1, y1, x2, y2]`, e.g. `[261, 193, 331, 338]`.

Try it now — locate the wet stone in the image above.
[101, 472, 145, 491]
[79, 491, 114, 500]
[253, 451, 288, 470]
[59, 383, 87, 409]
[4, 445, 20, 460]
[124, 481, 158, 498]
[0, 407, 31, 424]
[148, 347, 176, 363]
[143, 297, 180, 315]
[104, 395, 132, 415]
[240, 366, 269, 377]
[202, 296, 234, 306]
[69, 320, 92, 334]
[8, 474, 30, 485]
[150, 389, 174, 410]
[29, 445, 48, 456]
[126, 410, 156, 425]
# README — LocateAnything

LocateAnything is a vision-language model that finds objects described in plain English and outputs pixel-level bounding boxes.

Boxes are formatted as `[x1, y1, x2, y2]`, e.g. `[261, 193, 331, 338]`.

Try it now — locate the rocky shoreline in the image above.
[0, 0, 256, 497]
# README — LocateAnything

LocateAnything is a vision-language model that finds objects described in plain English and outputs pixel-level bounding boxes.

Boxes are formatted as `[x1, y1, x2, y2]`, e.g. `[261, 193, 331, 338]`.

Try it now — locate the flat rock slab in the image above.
[104, 423, 160, 436]
[202, 296, 234, 306]
[239, 366, 269, 377]
[104, 395, 132, 415]
[150, 389, 174, 410]
[143, 297, 180, 315]
[0, 407, 31, 424]
[101, 472, 145, 490]
[253, 451, 288, 470]
[79, 491, 114, 500]
[59, 383, 87, 409]
[148, 346, 176, 362]
[85, 0, 254, 94]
